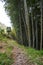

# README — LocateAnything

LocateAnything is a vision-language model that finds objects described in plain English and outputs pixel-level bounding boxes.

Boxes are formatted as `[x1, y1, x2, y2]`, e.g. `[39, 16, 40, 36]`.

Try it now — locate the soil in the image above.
[12, 46, 36, 65]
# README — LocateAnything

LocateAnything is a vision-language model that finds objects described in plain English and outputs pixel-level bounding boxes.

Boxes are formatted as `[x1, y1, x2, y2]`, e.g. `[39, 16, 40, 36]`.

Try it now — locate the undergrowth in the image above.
[0, 34, 13, 65]
[13, 41, 43, 65]
[0, 53, 13, 65]
[0, 33, 43, 65]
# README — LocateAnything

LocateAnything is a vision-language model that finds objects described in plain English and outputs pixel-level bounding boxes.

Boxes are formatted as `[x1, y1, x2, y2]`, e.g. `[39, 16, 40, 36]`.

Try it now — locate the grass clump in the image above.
[0, 34, 8, 43]
[0, 53, 13, 65]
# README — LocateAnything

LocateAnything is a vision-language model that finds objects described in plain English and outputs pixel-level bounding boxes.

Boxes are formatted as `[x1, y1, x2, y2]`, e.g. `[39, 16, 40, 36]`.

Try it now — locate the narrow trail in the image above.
[12, 46, 36, 65]
[12, 46, 29, 65]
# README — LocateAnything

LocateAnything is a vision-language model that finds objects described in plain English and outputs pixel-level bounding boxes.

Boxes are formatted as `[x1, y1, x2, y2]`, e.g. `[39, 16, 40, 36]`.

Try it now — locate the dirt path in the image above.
[0, 41, 29, 65]
[0, 43, 30, 65]
[12, 46, 29, 65]
[0, 40, 43, 65]
[12, 46, 36, 65]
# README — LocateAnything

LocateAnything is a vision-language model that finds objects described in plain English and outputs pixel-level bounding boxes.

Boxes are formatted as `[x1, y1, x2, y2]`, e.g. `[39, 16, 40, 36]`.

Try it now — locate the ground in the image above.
[0, 39, 43, 65]
[12, 45, 37, 65]
[12, 46, 29, 65]
[0, 40, 33, 65]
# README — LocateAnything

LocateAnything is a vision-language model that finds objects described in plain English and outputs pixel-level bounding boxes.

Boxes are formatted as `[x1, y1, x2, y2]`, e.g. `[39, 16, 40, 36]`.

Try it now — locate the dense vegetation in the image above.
[2, 0, 43, 50]
[0, 53, 13, 65]
[0, 34, 43, 65]
[0, 34, 13, 65]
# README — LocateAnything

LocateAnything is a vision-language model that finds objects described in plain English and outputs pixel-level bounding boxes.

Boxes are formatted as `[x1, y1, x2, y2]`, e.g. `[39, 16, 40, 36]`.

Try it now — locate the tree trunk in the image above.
[31, 8, 35, 48]
[19, 14, 23, 44]
[18, 0, 23, 44]
[24, 0, 31, 47]
[36, 17, 38, 49]
[40, 1, 42, 50]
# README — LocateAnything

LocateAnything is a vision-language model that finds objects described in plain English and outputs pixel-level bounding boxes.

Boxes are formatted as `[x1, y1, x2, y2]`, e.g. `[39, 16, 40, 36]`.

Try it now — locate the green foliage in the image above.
[0, 28, 5, 34]
[11, 28, 16, 36]
[0, 34, 7, 42]
[0, 53, 13, 65]
[0, 35, 14, 65]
